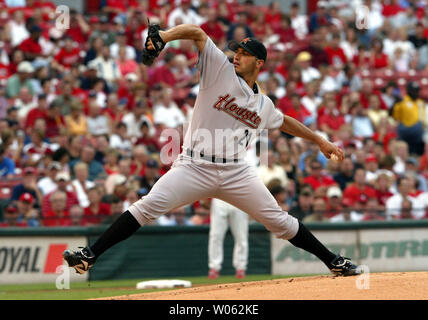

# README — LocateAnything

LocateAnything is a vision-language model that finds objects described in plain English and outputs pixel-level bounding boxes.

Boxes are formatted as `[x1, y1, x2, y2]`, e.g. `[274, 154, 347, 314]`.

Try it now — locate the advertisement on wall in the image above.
[272, 228, 428, 275]
[0, 237, 87, 284]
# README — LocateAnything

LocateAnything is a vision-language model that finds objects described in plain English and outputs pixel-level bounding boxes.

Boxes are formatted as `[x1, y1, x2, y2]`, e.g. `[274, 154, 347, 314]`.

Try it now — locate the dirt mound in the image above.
[98, 272, 428, 300]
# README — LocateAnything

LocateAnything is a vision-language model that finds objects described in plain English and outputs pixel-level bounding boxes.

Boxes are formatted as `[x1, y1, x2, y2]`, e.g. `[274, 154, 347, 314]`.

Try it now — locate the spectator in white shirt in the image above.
[301, 80, 322, 118]
[86, 101, 111, 136]
[168, 0, 203, 28]
[386, 176, 425, 220]
[153, 87, 186, 129]
[295, 51, 321, 84]
[88, 45, 121, 85]
[71, 161, 95, 208]
[37, 162, 62, 196]
[109, 122, 133, 156]
[290, 2, 308, 40]
[122, 100, 153, 139]
[110, 31, 136, 61]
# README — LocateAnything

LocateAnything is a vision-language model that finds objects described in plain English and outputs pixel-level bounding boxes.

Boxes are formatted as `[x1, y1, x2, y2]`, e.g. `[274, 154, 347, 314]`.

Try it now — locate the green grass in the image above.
[0, 274, 315, 300]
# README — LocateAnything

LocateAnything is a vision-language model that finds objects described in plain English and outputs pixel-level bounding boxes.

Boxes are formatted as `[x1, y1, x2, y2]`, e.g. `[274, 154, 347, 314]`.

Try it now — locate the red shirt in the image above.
[303, 175, 336, 190]
[43, 210, 70, 227]
[200, 22, 225, 44]
[371, 53, 389, 69]
[42, 190, 79, 216]
[25, 108, 47, 128]
[361, 214, 385, 221]
[0, 63, 10, 80]
[19, 37, 42, 55]
[43, 115, 65, 138]
[54, 48, 81, 69]
[149, 65, 176, 88]
[318, 113, 346, 131]
[65, 26, 88, 45]
[375, 189, 393, 206]
[382, 4, 405, 17]
[83, 203, 111, 225]
[343, 184, 377, 204]
[283, 105, 311, 123]
[325, 46, 348, 65]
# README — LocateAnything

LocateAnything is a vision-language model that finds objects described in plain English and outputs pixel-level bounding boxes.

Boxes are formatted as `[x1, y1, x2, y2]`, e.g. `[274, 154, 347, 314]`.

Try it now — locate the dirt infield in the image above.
[100, 272, 428, 300]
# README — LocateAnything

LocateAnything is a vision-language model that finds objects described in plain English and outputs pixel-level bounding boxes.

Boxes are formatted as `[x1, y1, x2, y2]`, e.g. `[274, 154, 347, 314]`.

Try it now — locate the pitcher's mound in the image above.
[100, 272, 428, 300]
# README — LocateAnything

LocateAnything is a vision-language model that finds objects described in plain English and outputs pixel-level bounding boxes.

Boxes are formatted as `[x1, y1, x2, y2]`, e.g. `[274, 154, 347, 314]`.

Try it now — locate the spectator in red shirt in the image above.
[343, 168, 377, 205]
[42, 171, 79, 216]
[374, 172, 394, 208]
[69, 204, 86, 226]
[25, 93, 48, 128]
[65, 11, 90, 45]
[200, 8, 226, 45]
[283, 93, 311, 123]
[369, 38, 389, 69]
[43, 190, 70, 226]
[250, 11, 271, 41]
[325, 33, 348, 67]
[19, 25, 43, 61]
[300, 32, 330, 68]
[52, 35, 82, 72]
[0, 206, 28, 227]
[273, 14, 296, 44]
[382, 0, 405, 17]
[148, 51, 177, 89]
[361, 198, 385, 221]
[318, 97, 346, 138]
[264, 0, 283, 29]
[42, 101, 65, 139]
[83, 186, 111, 225]
[303, 159, 337, 191]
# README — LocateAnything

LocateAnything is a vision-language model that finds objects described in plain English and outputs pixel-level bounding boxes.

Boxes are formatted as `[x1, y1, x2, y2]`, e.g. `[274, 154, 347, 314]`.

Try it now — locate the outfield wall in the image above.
[272, 221, 428, 275]
[1, 221, 428, 283]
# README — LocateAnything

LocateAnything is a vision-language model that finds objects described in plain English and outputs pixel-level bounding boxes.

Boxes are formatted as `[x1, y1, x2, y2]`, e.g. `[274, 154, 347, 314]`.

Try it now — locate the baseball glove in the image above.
[142, 19, 166, 66]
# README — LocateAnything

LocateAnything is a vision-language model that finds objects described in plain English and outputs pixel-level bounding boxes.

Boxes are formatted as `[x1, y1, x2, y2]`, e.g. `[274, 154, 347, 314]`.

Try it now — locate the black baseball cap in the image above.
[228, 37, 267, 61]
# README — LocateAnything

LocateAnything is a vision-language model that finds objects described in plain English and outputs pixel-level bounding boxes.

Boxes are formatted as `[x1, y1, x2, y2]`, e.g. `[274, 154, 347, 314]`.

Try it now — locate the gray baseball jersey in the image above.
[183, 37, 284, 161]
[128, 37, 299, 240]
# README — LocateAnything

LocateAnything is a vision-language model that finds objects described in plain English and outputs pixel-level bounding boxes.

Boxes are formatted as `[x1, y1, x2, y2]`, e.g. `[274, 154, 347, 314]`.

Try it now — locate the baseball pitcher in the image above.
[63, 23, 361, 277]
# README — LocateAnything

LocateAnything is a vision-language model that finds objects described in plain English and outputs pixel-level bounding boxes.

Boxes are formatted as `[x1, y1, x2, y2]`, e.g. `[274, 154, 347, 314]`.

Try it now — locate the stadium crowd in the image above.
[1, 0, 428, 227]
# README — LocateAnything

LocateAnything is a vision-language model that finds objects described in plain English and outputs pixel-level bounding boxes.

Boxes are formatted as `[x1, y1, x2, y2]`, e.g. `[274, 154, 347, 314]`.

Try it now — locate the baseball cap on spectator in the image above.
[138, 188, 148, 197]
[113, 174, 127, 186]
[19, 193, 34, 204]
[56, 171, 70, 182]
[344, 141, 357, 149]
[89, 16, 100, 24]
[296, 51, 311, 62]
[365, 154, 377, 163]
[125, 73, 138, 82]
[146, 159, 159, 168]
[47, 161, 62, 170]
[5, 206, 18, 213]
[38, 93, 47, 100]
[317, 1, 328, 8]
[304, 117, 316, 126]
[327, 186, 342, 198]
[17, 61, 35, 73]
[228, 37, 268, 61]
[24, 167, 36, 175]
[291, 2, 299, 8]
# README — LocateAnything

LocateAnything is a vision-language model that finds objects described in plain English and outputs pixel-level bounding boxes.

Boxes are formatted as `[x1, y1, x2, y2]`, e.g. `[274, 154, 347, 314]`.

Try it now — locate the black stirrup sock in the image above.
[90, 210, 141, 258]
[288, 221, 337, 267]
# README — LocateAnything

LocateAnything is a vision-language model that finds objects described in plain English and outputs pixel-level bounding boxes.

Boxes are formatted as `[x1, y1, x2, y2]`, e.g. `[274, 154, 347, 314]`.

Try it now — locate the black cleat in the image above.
[329, 255, 361, 276]
[63, 247, 96, 274]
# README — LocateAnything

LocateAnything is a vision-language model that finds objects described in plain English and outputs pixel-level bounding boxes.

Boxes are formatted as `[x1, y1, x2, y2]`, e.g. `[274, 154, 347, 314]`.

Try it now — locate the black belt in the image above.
[186, 149, 239, 163]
